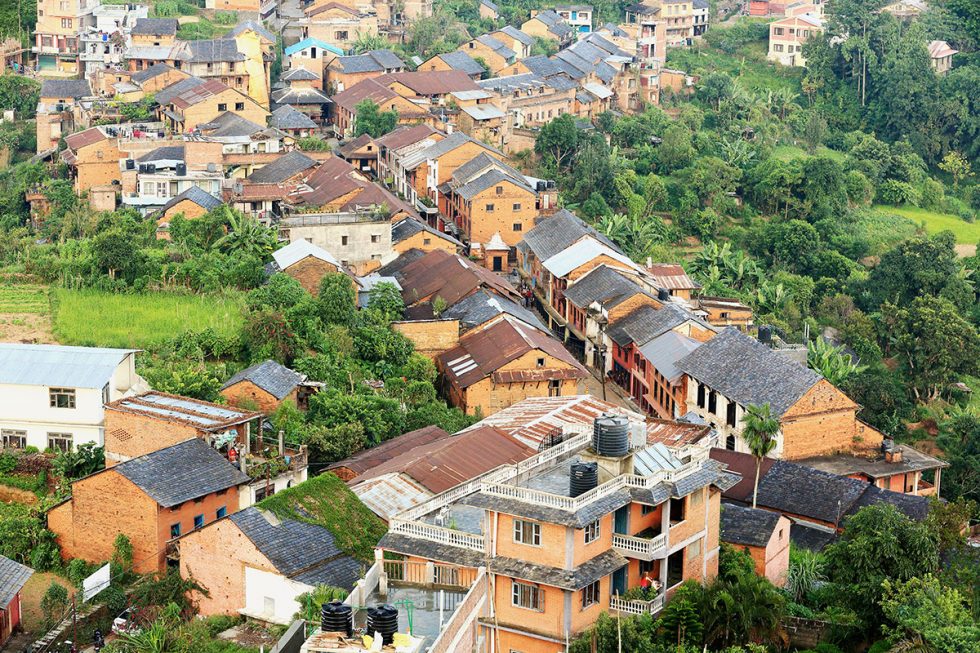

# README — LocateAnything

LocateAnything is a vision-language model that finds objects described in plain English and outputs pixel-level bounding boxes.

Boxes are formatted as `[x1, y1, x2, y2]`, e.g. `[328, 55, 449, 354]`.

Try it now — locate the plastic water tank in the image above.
[321, 601, 352, 637]
[592, 414, 630, 457]
[569, 461, 599, 497]
[367, 604, 399, 645]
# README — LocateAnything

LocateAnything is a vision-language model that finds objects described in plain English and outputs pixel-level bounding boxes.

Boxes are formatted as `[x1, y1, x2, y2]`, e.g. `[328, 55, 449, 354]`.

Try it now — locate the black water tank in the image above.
[176, 162, 187, 176]
[536, 181, 547, 191]
[569, 461, 598, 497]
[758, 325, 772, 345]
[367, 605, 398, 645]
[657, 288, 670, 301]
[125, 159, 135, 170]
[593, 414, 629, 457]
[321, 601, 352, 636]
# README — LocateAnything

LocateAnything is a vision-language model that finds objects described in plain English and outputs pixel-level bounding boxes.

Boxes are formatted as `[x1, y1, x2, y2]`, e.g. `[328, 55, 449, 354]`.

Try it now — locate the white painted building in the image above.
[0, 344, 147, 452]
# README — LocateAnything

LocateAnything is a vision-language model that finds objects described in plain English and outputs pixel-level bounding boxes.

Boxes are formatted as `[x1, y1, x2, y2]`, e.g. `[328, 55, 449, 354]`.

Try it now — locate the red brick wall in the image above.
[105, 409, 201, 463]
[220, 380, 293, 414]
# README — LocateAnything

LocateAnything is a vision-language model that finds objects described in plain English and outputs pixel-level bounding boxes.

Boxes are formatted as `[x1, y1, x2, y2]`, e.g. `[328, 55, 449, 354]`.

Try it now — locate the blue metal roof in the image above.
[0, 344, 137, 389]
[284, 37, 344, 57]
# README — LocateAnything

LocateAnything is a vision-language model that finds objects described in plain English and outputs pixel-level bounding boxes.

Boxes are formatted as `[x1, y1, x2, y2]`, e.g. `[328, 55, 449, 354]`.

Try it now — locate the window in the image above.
[341, 235, 349, 246]
[235, 102, 245, 110]
[485, 203, 495, 212]
[670, 496, 686, 523]
[47, 433, 72, 452]
[707, 390, 717, 414]
[193, 514, 205, 529]
[581, 580, 600, 608]
[1, 430, 27, 449]
[61, 18, 73, 29]
[371, 234, 380, 243]
[726, 402, 737, 428]
[773, 27, 784, 35]
[641, 504, 655, 515]
[255, 485, 275, 501]
[49, 388, 76, 409]
[536, 357, 545, 367]
[584, 519, 600, 544]
[511, 581, 542, 610]
[170, 523, 181, 538]
[513, 520, 541, 546]
[774, 44, 784, 52]
[335, 30, 349, 40]
[216, 506, 227, 519]
[217, 103, 227, 112]
[726, 434, 736, 450]
[495, 185, 503, 195]
[696, 383, 705, 409]
[549, 379, 561, 397]
[512, 222, 523, 231]
[102, 383, 110, 405]
[423, 238, 432, 246]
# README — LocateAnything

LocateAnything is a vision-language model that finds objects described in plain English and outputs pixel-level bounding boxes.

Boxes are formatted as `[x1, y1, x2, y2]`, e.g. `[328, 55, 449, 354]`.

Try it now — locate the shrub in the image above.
[41, 582, 70, 626]
[919, 178, 945, 209]
[877, 179, 921, 206]
[0, 453, 15, 474]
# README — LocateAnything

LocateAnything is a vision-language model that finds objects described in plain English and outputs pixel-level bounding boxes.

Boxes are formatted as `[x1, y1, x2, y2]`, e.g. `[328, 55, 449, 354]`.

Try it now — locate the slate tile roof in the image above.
[441, 289, 547, 333]
[607, 303, 705, 348]
[476, 34, 516, 60]
[271, 86, 332, 105]
[113, 438, 250, 508]
[221, 360, 307, 400]
[790, 522, 837, 551]
[137, 145, 184, 163]
[638, 330, 702, 383]
[281, 67, 320, 82]
[496, 25, 535, 46]
[519, 208, 620, 261]
[157, 186, 223, 215]
[225, 20, 276, 43]
[563, 265, 650, 310]
[185, 39, 245, 63]
[721, 502, 782, 547]
[676, 328, 822, 417]
[40, 79, 92, 99]
[199, 111, 266, 137]
[230, 507, 360, 588]
[246, 150, 318, 183]
[131, 63, 179, 83]
[269, 104, 318, 130]
[0, 554, 32, 609]
[455, 168, 533, 200]
[391, 216, 462, 247]
[131, 17, 178, 36]
[335, 50, 405, 73]
[434, 51, 486, 76]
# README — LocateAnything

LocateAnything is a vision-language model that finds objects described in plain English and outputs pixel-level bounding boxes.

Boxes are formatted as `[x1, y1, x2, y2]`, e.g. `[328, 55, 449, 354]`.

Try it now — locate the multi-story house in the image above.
[48, 438, 251, 573]
[767, 10, 822, 67]
[34, 0, 98, 76]
[324, 49, 405, 94]
[102, 390, 308, 504]
[78, 2, 147, 78]
[0, 343, 146, 452]
[555, 4, 594, 34]
[693, 0, 709, 36]
[284, 37, 344, 86]
[624, 2, 667, 68]
[375, 414, 733, 653]
[301, 2, 380, 54]
[458, 35, 518, 74]
[477, 72, 579, 129]
[61, 126, 122, 192]
[120, 141, 226, 214]
[375, 124, 444, 205]
[129, 17, 178, 47]
[522, 9, 576, 47]
[661, 0, 694, 47]
[159, 78, 270, 133]
[489, 26, 536, 59]
[35, 79, 92, 154]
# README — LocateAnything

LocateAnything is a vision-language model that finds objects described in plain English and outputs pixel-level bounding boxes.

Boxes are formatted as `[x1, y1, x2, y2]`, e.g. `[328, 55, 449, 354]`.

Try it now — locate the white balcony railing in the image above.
[610, 594, 665, 615]
[612, 532, 668, 558]
[388, 519, 485, 552]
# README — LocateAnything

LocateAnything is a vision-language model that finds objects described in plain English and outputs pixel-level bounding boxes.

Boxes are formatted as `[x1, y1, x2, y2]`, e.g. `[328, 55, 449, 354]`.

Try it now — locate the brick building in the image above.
[61, 127, 123, 193]
[391, 217, 463, 256]
[178, 507, 362, 623]
[720, 503, 790, 586]
[268, 238, 349, 296]
[103, 391, 261, 465]
[375, 416, 734, 653]
[48, 438, 251, 574]
[220, 360, 322, 413]
[767, 11, 823, 67]
[324, 50, 406, 94]
[436, 316, 588, 416]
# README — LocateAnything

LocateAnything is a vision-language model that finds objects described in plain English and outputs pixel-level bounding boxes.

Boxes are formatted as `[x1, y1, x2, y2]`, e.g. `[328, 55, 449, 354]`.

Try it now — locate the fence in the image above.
[609, 593, 664, 616]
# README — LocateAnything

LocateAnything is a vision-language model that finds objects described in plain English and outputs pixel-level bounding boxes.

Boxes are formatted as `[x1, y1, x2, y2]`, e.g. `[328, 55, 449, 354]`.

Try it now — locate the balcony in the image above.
[610, 593, 665, 615]
[388, 519, 486, 552]
[612, 531, 668, 560]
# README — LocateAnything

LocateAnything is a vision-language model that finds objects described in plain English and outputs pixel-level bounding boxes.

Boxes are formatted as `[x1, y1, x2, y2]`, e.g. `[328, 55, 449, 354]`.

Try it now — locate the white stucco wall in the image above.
[243, 566, 312, 625]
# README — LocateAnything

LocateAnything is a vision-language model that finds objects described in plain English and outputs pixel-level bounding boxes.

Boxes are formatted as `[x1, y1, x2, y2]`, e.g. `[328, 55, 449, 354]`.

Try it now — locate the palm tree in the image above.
[214, 208, 277, 258]
[807, 337, 867, 385]
[350, 30, 389, 54]
[741, 403, 779, 508]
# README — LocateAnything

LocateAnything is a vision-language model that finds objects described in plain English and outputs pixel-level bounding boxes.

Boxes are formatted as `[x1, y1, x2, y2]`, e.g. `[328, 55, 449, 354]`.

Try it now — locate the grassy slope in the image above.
[257, 472, 388, 563]
[872, 205, 980, 245]
[666, 39, 803, 94]
[51, 288, 244, 348]
[771, 144, 846, 163]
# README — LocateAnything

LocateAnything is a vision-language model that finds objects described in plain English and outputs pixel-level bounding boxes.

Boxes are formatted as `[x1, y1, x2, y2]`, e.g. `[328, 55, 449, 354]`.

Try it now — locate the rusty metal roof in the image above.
[437, 317, 587, 390]
[646, 419, 712, 447]
[394, 249, 521, 307]
[105, 391, 262, 431]
[64, 127, 107, 151]
[328, 425, 450, 479]
[353, 472, 433, 521]
[457, 395, 645, 450]
[645, 263, 700, 291]
[352, 425, 535, 503]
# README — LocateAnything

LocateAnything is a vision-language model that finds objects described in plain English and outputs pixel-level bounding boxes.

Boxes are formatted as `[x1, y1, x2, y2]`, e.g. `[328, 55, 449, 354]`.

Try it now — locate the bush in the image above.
[41, 582, 70, 626]
[919, 178, 945, 209]
[0, 453, 15, 474]
[877, 180, 921, 206]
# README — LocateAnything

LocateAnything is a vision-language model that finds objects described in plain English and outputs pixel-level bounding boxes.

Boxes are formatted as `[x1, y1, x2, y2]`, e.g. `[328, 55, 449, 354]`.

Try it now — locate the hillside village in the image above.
[0, 0, 979, 652]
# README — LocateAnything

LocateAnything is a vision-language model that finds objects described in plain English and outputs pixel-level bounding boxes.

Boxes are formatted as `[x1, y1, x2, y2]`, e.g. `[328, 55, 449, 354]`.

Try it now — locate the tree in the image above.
[863, 232, 962, 309]
[947, 0, 980, 42]
[40, 582, 69, 627]
[936, 412, 980, 504]
[0, 74, 40, 117]
[880, 575, 980, 653]
[786, 547, 824, 603]
[214, 208, 277, 259]
[938, 150, 973, 188]
[349, 31, 388, 53]
[807, 338, 867, 385]
[656, 124, 695, 172]
[741, 403, 779, 508]
[53, 442, 104, 481]
[825, 503, 939, 629]
[698, 71, 735, 110]
[802, 111, 827, 153]
[534, 113, 579, 169]
[304, 422, 366, 465]
[354, 99, 398, 138]
[366, 281, 404, 323]
[880, 295, 980, 401]
[318, 273, 356, 326]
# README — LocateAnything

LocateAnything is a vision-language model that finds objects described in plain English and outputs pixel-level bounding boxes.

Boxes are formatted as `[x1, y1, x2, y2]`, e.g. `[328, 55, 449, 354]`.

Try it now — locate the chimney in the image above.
[885, 448, 903, 464]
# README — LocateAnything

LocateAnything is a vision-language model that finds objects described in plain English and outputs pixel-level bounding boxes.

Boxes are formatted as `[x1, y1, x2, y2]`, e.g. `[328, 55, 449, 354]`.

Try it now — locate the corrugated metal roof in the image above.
[0, 343, 137, 388]
[272, 238, 341, 269]
[541, 236, 639, 278]
[107, 391, 259, 429]
[646, 419, 712, 447]
[330, 425, 450, 479]
[0, 554, 33, 609]
[633, 442, 683, 476]
[284, 37, 344, 57]
[457, 395, 644, 450]
[638, 330, 701, 383]
[461, 104, 506, 120]
[646, 263, 700, 291]
[353, 472, 433, 521]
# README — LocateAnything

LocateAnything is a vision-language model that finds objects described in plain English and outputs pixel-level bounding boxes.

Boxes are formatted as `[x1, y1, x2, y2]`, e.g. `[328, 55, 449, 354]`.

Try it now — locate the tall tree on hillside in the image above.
[534, 113, 579, 169]
[741, 403, 779, 508]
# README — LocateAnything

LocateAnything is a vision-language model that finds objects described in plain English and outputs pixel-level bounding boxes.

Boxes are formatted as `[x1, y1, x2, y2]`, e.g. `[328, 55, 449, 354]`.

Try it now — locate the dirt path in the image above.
[0, 312, 55, 344]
